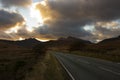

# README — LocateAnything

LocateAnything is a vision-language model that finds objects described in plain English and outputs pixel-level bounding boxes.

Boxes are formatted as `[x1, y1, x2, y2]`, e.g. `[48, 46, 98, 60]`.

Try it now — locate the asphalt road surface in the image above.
[54, 52, 120, 80]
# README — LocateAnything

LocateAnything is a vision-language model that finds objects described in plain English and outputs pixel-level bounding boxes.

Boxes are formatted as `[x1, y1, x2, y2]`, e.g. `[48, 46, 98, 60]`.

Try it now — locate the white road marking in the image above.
[56, 56, 76, 80]
[99, 66, 120, 76]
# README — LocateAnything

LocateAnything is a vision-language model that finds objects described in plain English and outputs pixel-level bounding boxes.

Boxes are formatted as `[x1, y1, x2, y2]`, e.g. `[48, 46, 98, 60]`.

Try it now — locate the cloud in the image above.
[93, 21, 120, 41]
[0, 9, 25, 29]
[33, 0, 120, 41]
[0, 0, 32, 7]
[34, 1, 92, 38]
[48, 0, 120, 21]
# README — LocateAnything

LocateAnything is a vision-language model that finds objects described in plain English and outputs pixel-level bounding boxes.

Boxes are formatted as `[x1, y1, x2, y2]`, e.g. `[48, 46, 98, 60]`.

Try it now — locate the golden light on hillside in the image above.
[36, 38, 49, 42]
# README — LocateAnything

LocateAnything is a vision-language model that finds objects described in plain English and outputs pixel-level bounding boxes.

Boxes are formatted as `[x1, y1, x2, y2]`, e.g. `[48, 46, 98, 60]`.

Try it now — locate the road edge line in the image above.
[55, 55, 75, 80]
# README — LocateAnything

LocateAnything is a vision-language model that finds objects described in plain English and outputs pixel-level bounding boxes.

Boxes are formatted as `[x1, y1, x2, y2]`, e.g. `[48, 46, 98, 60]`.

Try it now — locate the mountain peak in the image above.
[21, 38, 39, 42]
[58, 36, 80, 40]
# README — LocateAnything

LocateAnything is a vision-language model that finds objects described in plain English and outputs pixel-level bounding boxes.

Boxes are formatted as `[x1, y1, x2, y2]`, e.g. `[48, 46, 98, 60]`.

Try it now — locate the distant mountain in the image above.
[1, 36, 120, 52]
[44, 36, 92, 51]
[99, 36, 120, 44]
[58, 36, 92, 43]
[96, 36, 120, 50]
[0, 38, 41, 48]
[43, 36, 120, 52]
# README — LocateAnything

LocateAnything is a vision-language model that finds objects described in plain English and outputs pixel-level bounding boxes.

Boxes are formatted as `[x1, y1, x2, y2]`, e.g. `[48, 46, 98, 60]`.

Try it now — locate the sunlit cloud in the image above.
[96, 21, 120, 29]
[19, 37, 25, 40]
[40, 0, 47, 6]
[26, 26, 34, 33]
[30, 2, 44, 25]
[83, 25, 95, 32]
[4, 26, 19, 34]
[4, 22, 26, 34]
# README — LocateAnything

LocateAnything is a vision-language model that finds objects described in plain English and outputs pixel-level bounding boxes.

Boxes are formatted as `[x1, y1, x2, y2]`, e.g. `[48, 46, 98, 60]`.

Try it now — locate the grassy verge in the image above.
[69, 50, 120, 62]
[0, 49, 37, 80]
[25, 51, 68, 80]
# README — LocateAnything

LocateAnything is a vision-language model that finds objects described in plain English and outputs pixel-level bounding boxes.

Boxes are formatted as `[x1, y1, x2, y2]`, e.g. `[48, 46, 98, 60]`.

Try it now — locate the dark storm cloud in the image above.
[0, 0, 32, 7]
[0, 9, 25, 29]
[48, 0, 120, 21]
[36, 23, 92, 39]
[35, 0, 120, 41]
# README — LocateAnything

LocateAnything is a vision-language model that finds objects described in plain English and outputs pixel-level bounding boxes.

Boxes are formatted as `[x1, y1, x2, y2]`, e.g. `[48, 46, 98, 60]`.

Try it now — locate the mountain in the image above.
[96, 36, 120, 50]
[44, 36, 92, 51]
[99, 36, 120, 44]
[43, 36, 120, 52]
[0, 38, 41, 48]
[58, 36, 92, 43]
[0, 37, 92, 50]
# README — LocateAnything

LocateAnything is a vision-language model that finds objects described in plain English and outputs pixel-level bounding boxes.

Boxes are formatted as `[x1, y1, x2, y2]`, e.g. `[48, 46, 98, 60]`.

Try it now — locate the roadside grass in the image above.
[24, 54, 47, 80]
[25, 51, 68, 80]
[44, 51, 68, 80]
[69, 50, 120, 62]
[0, 48, 37, 80]
[0, 46, 69, 80]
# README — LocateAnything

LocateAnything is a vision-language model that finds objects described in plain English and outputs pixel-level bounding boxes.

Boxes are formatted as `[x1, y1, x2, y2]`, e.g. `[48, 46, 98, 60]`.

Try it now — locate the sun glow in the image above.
[30, 3, 44, 25]
[19, 37, 24, 40]
[26, 2, 45, 33]
[40, 0, 47, 6]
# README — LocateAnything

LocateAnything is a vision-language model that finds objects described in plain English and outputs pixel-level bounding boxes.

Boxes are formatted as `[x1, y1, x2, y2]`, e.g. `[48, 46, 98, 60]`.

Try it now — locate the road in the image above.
[54, 52, 120, 80]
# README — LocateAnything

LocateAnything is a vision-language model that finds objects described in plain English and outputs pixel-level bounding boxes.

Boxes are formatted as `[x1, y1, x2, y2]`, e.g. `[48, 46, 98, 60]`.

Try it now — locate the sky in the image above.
[0, 0, 120, 42]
